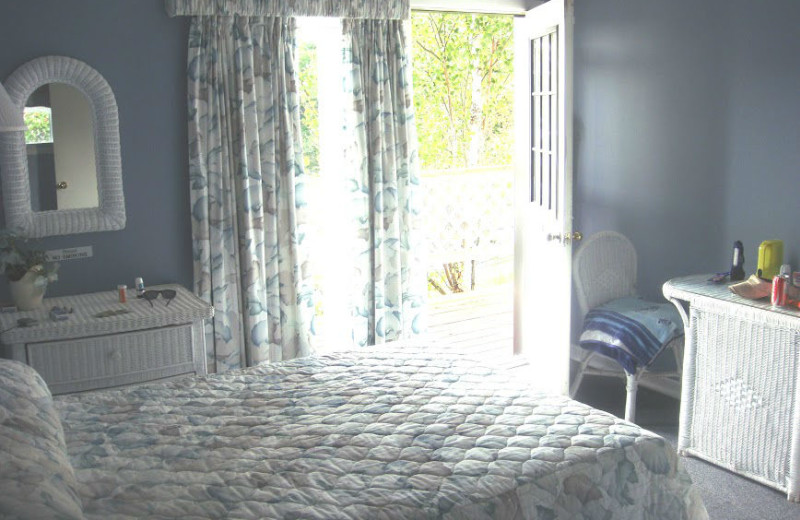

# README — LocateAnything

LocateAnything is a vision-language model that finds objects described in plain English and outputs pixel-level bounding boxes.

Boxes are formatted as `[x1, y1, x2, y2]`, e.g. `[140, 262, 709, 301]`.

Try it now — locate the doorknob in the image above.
[564, 231, 582, 244]
[56, 181, 68, 190]
[547, 231, 582, 244]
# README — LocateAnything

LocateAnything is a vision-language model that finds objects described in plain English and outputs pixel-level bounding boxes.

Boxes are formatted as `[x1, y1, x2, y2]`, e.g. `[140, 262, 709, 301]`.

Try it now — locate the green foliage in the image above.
[0, 229, 58, 285]
[411, 12, 514, 170]
[23, 108, 53, 144]
[298, 41, 320, 176]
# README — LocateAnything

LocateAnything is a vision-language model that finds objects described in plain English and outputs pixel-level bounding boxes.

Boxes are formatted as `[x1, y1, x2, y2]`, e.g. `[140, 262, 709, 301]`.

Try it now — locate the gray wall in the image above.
[574, 0, 800, 301]
[0, 0, 192, 299]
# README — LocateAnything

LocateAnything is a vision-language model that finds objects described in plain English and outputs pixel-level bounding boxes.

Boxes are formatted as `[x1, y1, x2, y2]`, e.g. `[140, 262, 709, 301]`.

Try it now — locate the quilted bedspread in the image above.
[52, 348, 707, 519]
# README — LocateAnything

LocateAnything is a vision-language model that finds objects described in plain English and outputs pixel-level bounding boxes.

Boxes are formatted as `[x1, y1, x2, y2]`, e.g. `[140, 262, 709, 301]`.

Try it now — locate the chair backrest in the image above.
[573, 231, 638, 320]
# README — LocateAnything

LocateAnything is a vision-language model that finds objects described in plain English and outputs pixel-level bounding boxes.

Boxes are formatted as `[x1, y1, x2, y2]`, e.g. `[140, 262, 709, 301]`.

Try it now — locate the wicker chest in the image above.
[664, 275, 800, 502]
[0, 284, 213, 395]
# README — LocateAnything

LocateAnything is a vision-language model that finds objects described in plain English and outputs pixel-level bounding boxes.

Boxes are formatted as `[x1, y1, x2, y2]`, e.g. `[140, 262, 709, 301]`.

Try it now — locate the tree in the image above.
[23, 108, 52, 144]
[411, 12, 514, 170]
[411, 12, 514, 294]
[298, 40, 320, 176]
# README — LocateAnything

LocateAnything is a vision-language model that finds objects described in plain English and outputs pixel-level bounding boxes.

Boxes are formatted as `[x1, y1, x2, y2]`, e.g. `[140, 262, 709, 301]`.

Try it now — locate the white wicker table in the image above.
[664, 274, 800, 502]
[0, 284, 213, 395]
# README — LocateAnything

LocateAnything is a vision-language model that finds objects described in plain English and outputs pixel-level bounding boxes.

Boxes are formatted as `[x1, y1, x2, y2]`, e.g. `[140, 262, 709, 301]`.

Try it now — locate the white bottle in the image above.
[135, 277, 145, 298]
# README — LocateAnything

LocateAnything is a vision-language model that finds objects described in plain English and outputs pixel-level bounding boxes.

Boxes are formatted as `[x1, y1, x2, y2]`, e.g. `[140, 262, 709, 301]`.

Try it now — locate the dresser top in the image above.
[663, 274, 800, 320]
[0, 284, 213, 344]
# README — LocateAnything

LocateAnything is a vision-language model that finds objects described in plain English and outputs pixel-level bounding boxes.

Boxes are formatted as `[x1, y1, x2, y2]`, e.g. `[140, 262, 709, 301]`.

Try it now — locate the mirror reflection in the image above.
[24, 83, 98, 212]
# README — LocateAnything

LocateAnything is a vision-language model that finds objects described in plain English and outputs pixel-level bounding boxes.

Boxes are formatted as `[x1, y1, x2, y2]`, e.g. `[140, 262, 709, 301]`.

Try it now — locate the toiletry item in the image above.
[757, 240, 784, 280]
[730, 241, 745, 281]
[49, 306, 73, 321]
[135, 277, 145, 298]
[709, 272, 728, 283]
[783, 267, 800, 301]
[118, 284, 127, 303]
[17, 318, 37, 327]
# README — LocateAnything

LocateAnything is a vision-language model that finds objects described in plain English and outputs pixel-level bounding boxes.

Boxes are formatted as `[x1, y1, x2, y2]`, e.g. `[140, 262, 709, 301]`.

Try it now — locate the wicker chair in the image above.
[571, 231, 683, 422]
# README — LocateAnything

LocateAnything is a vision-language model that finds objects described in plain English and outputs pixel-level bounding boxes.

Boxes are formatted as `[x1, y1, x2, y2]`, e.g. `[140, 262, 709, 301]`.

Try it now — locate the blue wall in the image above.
[721, 1, 800, 281]
[574, 0, 800, 301]
[0, 0, 191, 299]
[1, 0, 798, 306]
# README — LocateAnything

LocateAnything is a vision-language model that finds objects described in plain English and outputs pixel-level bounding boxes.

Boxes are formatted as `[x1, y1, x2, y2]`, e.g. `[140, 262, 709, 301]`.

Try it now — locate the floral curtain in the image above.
[166, 0, 409, 19]
[188, 15, 314, 372]
[343, 19, 425, 347]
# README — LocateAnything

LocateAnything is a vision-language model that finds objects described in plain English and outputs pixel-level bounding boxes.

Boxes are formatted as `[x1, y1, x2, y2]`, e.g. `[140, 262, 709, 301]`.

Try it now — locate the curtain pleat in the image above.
[167, 0, 409, 19]
[343, 19, 425, 347]
[189, 16, 314, 372]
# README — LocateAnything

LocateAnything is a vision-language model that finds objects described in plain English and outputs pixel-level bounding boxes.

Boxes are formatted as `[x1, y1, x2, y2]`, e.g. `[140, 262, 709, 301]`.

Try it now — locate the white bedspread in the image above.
[48, 348, 707, 519]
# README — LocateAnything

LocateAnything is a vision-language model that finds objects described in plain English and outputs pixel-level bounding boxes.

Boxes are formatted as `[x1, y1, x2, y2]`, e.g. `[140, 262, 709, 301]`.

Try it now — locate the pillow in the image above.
[579, 296, 683, 374]
[0, 359, 84, 519]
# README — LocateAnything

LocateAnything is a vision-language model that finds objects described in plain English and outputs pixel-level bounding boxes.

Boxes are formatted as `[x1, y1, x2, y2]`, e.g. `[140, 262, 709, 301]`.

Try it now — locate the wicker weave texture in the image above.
[664, 275, 800, 501]
[573, 231, 637, 318]
[29, 325, 195, 394]
[0, 285, 213, 394]
[0, 285, 213, 344]
[1, 55, 125, 238]
[689, 303, 797, 492]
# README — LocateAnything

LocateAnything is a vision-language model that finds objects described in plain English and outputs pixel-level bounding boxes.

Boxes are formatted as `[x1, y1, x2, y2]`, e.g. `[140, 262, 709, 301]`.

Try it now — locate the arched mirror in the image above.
[0, 56, 125, 237]
[25, 83, 99, 212]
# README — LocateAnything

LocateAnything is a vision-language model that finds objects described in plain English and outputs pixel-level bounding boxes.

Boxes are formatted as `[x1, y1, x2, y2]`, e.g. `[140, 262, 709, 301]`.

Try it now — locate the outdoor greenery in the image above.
[411, 12, 515, 294]
[297, 13, 514, 176]
[0, 229, 58, 285]
[411, 12, 514, 170]
[298, 41, 320, 176]
[295, 13, 515, 299]
[23, 107, 53, 144]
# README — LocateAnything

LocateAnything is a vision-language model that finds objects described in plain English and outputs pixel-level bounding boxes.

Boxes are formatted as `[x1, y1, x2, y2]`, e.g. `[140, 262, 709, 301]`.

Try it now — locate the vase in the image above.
[9, 268, 47, 311]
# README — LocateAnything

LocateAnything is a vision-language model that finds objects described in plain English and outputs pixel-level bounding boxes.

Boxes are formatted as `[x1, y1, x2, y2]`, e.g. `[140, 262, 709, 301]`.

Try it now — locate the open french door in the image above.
[513, 0, 577, 394]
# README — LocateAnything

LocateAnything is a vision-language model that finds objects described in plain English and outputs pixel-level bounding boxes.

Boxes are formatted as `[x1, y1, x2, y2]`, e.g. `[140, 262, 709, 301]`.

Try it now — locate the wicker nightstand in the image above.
[0, 284, 213, 395]
[664, 274, 800, 502]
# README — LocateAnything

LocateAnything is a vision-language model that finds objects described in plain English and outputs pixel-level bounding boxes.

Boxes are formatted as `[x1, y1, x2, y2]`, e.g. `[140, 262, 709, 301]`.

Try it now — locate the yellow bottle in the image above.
[757, 240, 783, 280]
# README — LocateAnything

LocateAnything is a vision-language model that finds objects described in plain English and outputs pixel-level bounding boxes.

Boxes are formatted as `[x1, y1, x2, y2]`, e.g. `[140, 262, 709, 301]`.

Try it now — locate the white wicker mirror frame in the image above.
[0, 55, 125, 237]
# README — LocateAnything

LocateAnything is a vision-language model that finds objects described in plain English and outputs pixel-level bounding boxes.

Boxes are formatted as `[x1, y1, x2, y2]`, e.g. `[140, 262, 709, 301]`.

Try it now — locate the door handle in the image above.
[547, 231, 582, 244]
[564, 231, 582, 244]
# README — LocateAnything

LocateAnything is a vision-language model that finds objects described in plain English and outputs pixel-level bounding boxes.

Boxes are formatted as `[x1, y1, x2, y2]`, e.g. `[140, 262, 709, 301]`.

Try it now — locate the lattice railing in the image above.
[420, 165, 514, 268]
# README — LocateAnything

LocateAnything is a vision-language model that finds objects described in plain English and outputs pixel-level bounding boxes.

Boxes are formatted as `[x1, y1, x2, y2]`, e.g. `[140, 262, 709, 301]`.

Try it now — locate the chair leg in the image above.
[569, 349, 594, 397]
[624, 372, 639, 423]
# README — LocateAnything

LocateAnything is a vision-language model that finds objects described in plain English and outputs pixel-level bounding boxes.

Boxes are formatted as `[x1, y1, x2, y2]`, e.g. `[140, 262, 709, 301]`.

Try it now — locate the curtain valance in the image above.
[165, 0, 409, 19]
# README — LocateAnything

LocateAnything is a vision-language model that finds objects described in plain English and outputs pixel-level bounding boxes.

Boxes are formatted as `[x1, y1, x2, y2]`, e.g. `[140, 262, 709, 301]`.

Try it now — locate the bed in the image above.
[1, 347, 707, 519]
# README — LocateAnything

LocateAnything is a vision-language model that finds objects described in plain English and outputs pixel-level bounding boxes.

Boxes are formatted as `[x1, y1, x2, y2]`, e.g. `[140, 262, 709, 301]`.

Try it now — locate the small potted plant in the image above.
[0, 229, 58, 310]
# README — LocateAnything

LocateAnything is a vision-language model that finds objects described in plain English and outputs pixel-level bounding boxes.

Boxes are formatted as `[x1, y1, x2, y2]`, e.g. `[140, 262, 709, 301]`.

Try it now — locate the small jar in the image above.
[117, 284, 128, 303]
[135, 277, 145, 298]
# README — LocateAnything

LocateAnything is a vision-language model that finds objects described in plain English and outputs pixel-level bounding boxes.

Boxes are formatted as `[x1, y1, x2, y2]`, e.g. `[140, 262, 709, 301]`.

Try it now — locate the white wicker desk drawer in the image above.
[27, 325, 196, 395]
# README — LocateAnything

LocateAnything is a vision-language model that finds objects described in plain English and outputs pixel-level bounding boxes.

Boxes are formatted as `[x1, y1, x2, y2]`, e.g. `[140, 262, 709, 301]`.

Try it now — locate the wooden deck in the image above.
[422, 285, 528, 370]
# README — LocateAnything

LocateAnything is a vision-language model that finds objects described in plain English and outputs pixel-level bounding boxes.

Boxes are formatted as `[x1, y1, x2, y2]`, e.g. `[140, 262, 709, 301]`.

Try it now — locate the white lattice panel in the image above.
[420, 166, 514, 265]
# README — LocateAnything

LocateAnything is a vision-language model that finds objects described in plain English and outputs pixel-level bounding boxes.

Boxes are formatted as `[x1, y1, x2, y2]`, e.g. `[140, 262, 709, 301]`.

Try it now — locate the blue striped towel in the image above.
[579, 296, 683, 374]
